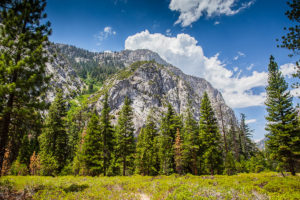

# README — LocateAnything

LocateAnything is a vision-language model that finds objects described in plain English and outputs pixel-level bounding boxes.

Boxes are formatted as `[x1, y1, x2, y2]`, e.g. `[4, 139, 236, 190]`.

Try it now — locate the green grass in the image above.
[0, 172, 299, 199]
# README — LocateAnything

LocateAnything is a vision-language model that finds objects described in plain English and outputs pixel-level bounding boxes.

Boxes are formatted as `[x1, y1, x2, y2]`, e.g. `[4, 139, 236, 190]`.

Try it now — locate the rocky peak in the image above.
[91, 61, 236, 135]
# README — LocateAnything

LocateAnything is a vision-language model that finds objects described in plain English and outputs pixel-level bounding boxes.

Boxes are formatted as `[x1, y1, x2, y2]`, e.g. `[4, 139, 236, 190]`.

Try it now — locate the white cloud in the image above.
[290, 87, 300, 97]
[280, 63, 297, 78]
[95, 26, 117, 45]
[125, 30, 268, 108]
[245, 119, 257, 124]
[214, 21, 220, 25]
[169, 0, 255, 27]
[233, 51, 246, 60]
[166, 29, 172, 36]
[233, 67, 238, 72]
[247, 64, 254, 71]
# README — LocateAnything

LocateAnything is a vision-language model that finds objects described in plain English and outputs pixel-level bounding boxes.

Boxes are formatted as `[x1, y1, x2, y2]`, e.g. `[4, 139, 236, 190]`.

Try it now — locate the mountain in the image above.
[54, 43, 169, 84]
[90, 61, 236, 135]
[47, 43, 237, 135]
[45, 44, 86, 102]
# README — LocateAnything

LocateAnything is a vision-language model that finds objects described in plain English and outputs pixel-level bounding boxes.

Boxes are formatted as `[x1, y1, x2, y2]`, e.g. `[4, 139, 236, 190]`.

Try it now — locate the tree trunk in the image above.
[289, 160, 296, 176]
[193, 152, 198, 175]
[123, 156, 126, 176]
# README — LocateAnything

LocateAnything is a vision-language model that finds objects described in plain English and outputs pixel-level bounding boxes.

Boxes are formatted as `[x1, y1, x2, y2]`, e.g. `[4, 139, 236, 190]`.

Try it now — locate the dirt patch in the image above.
[138, 193, 150, 200]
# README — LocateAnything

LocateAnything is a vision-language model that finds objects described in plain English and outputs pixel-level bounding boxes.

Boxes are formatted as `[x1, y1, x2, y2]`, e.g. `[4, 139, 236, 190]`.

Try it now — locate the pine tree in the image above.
[39, 89, 68, 175]
[99, 93, 114, 176]
[115, 97, 135, 176]
[265, 55, 300, 175]
[135, 111, 159, 175]
[239, 113, 256, 159]
[199, 92, 223, 175]
[81, 112, 103, 176]
[17, 134, 31, 166]
[159, 104, 182, 175]
[174, 128, 183, 174]
[135, 128, 147, 175]
[182, 105, 199, 175]
[227, 118, 239, 161]
[224, 151, 237, 175]
[0, 0, 51, 174]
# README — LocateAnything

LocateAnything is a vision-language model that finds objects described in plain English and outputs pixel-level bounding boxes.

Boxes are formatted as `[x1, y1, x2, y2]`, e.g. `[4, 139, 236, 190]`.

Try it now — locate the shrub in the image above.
[10, 160, 29, 176]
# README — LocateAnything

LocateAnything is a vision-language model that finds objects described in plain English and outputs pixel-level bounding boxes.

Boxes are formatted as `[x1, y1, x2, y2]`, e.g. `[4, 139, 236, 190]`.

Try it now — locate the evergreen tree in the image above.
[224, 151, 237, 175]
[199, 92, 223, 175]
[174, 128, 183, 174]
[0, 0, 51, 174]
[17, 135, 31, 166]
[239, 113, 256, 159]
[135, 128, 147, 175]
[276, 0, 300, 96]
[159, 104, 182, 175]
[39, 89, 68, 175]
[81, 112, 103, 176]
[227, 118, 239, 161]
[115, 97, 135, 176]
[265, 56, 300, 175]
[277, 0, 299, 56]
[99, 93, 114, 176]
[135, 111, 159, 175]
[182, 105, 199, 175]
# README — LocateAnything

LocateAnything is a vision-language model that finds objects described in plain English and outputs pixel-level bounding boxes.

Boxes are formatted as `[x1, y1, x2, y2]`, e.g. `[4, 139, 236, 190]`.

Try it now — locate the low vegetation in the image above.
[0, 172, 299, 200]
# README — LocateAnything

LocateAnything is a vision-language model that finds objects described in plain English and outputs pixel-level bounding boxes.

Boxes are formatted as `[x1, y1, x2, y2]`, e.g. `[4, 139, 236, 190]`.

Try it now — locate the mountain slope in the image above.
[89, 61, 236, 134]
[46, 43, 237, 135]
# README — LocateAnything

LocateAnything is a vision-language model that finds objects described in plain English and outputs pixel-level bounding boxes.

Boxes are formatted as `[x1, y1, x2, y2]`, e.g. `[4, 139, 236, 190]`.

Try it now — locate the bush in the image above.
[10, 160, 29, 175]
[40, 154, 59, 176]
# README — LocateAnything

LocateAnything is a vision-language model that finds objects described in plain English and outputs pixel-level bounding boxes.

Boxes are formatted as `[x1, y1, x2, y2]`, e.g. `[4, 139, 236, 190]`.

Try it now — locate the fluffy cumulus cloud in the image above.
[95, 26, 116, 45]
[169, 0, 255, 27]
[278, 63, 299, 97]
[280, 63, 297, 78]
[125, 30, 268, 108]
[290, 87, 300, 97]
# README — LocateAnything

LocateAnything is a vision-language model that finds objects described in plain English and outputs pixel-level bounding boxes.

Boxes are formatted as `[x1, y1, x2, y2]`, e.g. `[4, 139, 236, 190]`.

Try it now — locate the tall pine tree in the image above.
[81, 112, 103, 176]
[135, 111, 159, 175]
[159, 104, 182, 175]
[227, 118, 239, 161]
[199, 92, 223, 175]
[0, 0, 51, 174]
[99, 93, 114, 176]
[39, 89, 68, 175]
[182, 104, 199, 175]
[115, 96, 135, 176]
[265, 55, 300, 175]
[239, 113, 256, 159]
[174, 128, 184, 174]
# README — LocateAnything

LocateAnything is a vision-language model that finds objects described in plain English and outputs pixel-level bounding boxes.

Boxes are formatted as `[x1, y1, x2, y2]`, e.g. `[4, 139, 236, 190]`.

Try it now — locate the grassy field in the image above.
[0, 172, 299, 200]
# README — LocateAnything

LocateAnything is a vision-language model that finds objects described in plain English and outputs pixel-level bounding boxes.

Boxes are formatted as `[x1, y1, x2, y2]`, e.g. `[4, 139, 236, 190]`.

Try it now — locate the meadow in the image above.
[0, 172, 299, 200]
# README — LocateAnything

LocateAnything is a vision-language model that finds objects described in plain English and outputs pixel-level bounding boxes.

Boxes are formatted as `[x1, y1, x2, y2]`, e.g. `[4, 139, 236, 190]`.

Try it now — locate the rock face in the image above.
[92, 61, 236, 135]
[45, 45, 86, 102]
[49, 43, 237, 135]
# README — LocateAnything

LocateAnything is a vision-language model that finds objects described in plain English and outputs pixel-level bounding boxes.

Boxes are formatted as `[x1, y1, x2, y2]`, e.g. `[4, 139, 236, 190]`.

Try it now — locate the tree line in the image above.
[9, 89, 261, 176]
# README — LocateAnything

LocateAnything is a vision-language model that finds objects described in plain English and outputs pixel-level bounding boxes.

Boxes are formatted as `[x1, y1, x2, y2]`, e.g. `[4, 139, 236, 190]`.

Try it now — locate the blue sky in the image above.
[46, 0, 299, 140]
